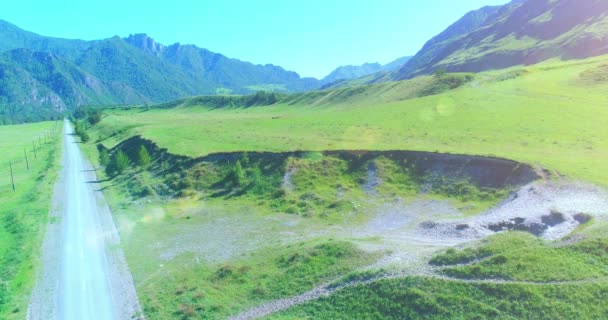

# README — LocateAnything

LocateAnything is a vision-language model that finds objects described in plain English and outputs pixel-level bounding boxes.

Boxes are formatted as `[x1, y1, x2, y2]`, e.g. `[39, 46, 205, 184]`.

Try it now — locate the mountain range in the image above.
[0, 20, 327, 123]
[393, 0, 608, 79]
[2, 0, 608, 123]
[320, 56, 412, 85]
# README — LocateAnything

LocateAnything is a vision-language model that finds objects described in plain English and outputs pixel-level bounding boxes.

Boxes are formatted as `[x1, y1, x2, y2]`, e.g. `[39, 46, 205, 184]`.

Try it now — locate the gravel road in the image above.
[28, 120, 142, 320]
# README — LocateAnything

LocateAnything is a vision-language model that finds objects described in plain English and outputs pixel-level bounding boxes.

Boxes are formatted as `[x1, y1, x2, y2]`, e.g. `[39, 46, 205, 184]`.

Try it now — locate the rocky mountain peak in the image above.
[124, 33, 166, 56]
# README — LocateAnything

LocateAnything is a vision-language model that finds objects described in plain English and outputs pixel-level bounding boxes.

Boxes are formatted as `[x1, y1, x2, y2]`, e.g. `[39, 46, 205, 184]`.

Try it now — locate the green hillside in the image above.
[89, 55, 608, 186]
[0, 21, 321, 123]
[0, 20, 90, 59]
[0, 50, 98, 123]
[395, 0, 608, 78]
[75, 37, 211, 101]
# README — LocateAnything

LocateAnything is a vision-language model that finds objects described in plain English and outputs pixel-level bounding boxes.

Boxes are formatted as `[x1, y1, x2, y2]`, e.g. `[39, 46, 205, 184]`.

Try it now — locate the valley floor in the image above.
[72, 54, 608, 319]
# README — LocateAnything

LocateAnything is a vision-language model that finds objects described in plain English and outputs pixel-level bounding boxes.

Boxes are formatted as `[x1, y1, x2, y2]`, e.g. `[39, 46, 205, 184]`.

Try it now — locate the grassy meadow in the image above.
[0, 121, 61, 318]
[89, 55, 608, 186]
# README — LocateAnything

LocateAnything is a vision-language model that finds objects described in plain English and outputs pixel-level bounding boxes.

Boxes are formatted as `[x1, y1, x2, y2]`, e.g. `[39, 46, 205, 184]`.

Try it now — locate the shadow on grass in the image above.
[85, 179, 111, 184]
[95, 185, 114, 192]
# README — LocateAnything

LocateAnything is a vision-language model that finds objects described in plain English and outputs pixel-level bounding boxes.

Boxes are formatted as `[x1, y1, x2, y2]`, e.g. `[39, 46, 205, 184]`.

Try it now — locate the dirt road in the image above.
[28, 120, 141, 320]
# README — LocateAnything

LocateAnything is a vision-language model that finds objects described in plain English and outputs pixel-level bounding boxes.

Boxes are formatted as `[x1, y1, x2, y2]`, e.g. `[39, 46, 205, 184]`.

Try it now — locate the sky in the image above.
[3, 0, 510, 78]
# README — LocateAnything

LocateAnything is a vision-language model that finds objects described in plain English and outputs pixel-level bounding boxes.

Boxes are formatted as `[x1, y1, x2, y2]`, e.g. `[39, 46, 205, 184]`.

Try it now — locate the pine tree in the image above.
[115, 150, 130, 174]
[234, 160, 245, 187]
[137, 145, 152, 167]
[241, 152, 250, 167]
[99, 149, 110, 167]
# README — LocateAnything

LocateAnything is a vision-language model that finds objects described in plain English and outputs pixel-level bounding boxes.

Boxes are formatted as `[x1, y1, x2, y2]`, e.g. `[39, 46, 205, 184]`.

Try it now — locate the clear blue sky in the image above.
[3, 0, 509, 78]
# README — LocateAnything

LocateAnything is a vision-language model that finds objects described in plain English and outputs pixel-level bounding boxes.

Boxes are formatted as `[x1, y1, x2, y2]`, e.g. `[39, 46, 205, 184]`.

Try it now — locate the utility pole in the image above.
[9, 160, 15, 192]
[33, 141, 37, 159]
[24, 149, 29, 170]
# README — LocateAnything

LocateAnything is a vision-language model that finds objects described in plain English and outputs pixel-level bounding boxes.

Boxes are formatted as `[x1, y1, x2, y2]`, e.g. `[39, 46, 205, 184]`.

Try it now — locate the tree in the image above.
[114, 150, 130, 174]
[137, 145, 152, 167]
[233, 160, 245, 187]
[241, 152, 250, 167]
[250, 167, 272, 195]
[74, 120, 89, 142]
[80, 130, 90, 143]
[88, 110, 102, 125]
[433, 68, 447, 79]
[99, 148, 110, 167]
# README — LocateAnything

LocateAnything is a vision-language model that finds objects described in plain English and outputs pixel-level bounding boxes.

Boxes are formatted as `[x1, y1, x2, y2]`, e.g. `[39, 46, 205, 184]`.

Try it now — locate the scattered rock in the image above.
[282, 168, 296, 191]
[541, 210, 566, 226]
[512, 217, 525, 224]
[573, 212, 593, 224]
[420, 221, 439, 229]
[524, 222, 548, 236]
[456, 224, 469, 230]
[486, 217, 549, 236]
[363, 162, 381, 194]
[487, 221, 516, 232]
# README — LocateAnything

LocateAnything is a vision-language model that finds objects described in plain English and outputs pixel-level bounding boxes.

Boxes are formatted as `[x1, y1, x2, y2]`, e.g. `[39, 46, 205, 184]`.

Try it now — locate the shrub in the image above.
[433, 68, 447, 78]
[421, 73, 475, 97]
[215, 264, 234, 279]
[79, 130, 90, 143]
[430, 247, 483, 266]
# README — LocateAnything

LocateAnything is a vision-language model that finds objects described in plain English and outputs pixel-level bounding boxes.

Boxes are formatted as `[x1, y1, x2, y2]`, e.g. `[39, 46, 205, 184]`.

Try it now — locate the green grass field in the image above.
[90, 56, 608, 186]
[136, 238, 379, 319]
[0, 121, 61, 318]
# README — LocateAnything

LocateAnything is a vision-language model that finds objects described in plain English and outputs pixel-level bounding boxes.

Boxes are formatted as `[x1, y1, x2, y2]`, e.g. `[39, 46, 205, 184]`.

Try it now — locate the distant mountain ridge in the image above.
[4, 0, 608, 123]
[0, 20, 321, 123]
[321, 56, 411, 84]
[394, 0, 608, 79]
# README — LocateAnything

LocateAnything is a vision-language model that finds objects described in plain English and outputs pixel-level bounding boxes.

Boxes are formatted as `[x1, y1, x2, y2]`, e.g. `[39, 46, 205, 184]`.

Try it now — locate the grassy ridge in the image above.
[90, 56, 608, 186]
[269, 277, 608, 319]
[0, 121, 61, 318]
[433, 232, 608, 282]
[271, 230, 608, 319]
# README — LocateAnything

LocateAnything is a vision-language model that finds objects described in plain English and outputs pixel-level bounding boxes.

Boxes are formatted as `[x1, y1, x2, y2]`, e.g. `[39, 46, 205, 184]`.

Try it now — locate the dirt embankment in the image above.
[325, 150, 540, 189]
[105, 135, 540, 192]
